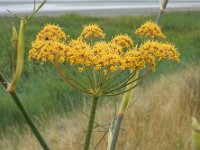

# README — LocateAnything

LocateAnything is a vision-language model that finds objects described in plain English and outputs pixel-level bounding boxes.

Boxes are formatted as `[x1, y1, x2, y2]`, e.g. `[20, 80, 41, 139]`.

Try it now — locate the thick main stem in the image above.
[84, 96, 98, 150]
[109, 113, 124, 150]
[0, 73, 50, 150]
[10, 93, 50, 150]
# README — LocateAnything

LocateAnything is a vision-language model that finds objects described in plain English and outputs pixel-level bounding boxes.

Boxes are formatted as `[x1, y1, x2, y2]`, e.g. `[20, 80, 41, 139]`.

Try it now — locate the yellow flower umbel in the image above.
[135, 21, 166, 39]
[139, 40, 180, 71]
[81, 23, 105, 39]
[29, 24, 68, 63]
[29, 22, 180, 150]
[36, 24, 67, 41]
[112, 34, 134, 48]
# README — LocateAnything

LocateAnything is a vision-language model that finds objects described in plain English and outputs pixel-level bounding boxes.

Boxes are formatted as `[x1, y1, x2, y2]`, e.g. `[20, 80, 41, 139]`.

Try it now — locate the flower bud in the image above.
[191, 117, 200, 150]
[7, 20, 25, 93]
[160, 0, 169, 11]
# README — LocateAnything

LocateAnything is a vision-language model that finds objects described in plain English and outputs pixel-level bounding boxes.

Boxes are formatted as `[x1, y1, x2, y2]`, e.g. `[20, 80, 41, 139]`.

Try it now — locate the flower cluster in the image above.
[28, 40, 67, 63]
[67, 39, 93, 66]
[135, 21, 166, 39]
[139, 40, 180, 71]
[29, 22, 180, 72]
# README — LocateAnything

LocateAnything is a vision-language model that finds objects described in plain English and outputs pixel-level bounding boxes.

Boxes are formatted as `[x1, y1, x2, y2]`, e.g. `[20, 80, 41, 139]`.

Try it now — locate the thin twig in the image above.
[33, 0, 36, 12]
[27, 0, 46, 22]
[81, 111, 109, 131]
[6, 9, 21, 19]
[93, 130, 109, 150]
[127, 96, 140, 110]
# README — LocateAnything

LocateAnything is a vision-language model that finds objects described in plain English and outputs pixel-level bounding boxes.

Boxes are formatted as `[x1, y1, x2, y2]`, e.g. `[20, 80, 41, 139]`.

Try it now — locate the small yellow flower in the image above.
[135, 21, 166, 39]
[110, 66, 118, 72]
[81, 24, 105, 39]
[94, 64, 102, 71]
[103, 69, 108, 75]
[78, 67, 84, 72]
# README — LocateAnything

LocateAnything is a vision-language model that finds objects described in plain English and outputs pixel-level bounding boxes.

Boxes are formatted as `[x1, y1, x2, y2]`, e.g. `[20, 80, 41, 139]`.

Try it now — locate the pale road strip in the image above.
[0, 2, 200, 17]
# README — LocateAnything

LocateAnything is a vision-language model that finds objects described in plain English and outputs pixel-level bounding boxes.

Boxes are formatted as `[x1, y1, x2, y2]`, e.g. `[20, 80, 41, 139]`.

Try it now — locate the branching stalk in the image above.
[103, 70, 149, 95]
[54, 63, 91, 94]
[59, 64, 91, 91]
[102, 70, 136, 94]
[100, 70, 127, 91]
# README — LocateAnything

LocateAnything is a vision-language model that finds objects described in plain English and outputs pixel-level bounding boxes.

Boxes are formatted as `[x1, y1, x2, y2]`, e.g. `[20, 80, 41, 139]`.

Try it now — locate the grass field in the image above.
[0, 65, 199, 150]
[0, 11, 200, 149]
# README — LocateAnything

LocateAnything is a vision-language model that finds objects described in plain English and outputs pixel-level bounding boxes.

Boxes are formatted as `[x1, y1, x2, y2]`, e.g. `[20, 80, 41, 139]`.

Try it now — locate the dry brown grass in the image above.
[0, 65, 199, 150]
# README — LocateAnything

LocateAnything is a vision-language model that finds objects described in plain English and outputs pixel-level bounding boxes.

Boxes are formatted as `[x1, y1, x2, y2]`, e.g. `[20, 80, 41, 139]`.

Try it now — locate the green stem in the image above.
[0, 73, 50, 150]
[84, 96, 99, 150]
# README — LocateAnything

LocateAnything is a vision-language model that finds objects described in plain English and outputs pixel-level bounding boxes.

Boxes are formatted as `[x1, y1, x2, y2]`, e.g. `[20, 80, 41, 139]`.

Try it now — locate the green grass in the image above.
[0, 11, 200, 133]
